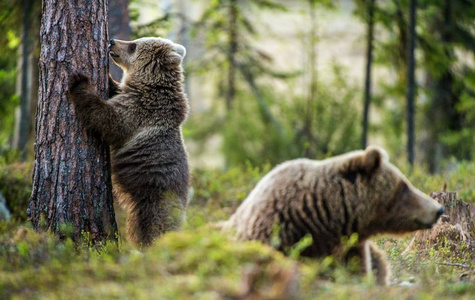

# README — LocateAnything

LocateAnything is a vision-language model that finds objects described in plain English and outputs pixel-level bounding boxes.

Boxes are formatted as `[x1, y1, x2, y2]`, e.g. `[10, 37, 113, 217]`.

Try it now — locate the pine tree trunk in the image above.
[28, 0, 117, 243]
[108, 0, 131, 81]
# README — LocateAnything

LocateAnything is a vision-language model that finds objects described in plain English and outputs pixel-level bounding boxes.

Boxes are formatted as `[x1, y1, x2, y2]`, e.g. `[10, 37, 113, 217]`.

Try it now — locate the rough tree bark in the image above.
[108, 0, 131, 81]
[28, 0, 117, 242]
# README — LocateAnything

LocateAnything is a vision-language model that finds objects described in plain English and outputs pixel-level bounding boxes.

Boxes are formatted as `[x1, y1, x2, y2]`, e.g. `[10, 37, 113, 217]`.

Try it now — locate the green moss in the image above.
[1, 162, 474, 299]
[0, 226, 299, 299]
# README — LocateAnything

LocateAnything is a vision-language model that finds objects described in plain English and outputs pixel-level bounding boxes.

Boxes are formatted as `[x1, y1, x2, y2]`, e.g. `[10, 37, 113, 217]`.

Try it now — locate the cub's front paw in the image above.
[68, 72, 92, 94]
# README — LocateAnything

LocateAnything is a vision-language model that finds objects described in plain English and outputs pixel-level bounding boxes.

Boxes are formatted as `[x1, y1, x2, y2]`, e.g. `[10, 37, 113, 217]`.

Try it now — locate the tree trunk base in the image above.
[404, 191, 475, 253]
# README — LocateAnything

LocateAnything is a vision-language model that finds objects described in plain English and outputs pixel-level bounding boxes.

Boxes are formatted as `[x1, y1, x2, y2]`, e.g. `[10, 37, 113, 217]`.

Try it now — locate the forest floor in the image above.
[1, 162, 475, 299]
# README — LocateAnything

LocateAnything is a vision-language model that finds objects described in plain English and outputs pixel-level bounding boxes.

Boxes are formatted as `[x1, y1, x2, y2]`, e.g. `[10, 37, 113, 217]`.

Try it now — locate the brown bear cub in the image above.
[221, 146, 444, 285]
[68, 37, 189, 246]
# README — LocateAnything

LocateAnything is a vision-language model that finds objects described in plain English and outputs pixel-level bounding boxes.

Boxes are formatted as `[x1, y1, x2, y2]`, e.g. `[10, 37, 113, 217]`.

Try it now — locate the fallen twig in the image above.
[439, 262, 470, 268]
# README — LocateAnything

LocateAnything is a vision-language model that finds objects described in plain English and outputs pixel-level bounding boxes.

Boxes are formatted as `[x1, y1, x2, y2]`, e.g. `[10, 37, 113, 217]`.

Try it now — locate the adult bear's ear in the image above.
[363, 146, 387, 174]
[341, 146, 387, 182]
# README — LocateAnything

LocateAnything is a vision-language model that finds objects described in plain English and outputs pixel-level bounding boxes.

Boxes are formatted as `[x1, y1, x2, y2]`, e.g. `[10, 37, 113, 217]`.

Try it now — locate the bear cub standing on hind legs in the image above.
[68, 37, 189, 246]
[221, 146, 444, 285]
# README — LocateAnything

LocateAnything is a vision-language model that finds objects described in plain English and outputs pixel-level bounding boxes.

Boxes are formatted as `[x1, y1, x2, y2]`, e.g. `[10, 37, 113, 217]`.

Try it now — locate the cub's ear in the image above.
[363, 146, 387, 174]
[173, 44, 186, 59]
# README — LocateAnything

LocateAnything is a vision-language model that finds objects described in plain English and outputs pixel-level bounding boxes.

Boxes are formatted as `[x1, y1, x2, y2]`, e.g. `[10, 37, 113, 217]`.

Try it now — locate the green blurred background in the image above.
[1, 0, 474, 171]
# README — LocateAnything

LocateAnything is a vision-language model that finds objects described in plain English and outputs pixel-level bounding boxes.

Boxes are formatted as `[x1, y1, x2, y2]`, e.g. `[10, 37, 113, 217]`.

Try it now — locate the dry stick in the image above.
[439, 262, 470, 268]
[402, 236, 416, 256]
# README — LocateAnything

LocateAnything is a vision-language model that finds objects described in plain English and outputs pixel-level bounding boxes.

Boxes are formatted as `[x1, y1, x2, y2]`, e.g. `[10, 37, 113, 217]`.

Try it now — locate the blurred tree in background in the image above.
[406, 0, 417, 166]
[365, 0, 475, 170]
[355, 0, 376, 150]
[365, 0, 411, 159]
[0, 0, 473, 171]
[189, 0, 362, 166]
[418, 0, 475, 172]
[0, 0, 41, 160]
[194, 0, 287, 110]
[109, 0, 132, 81]
[0, 30, 18, 154]
[188, 0, 290, 165]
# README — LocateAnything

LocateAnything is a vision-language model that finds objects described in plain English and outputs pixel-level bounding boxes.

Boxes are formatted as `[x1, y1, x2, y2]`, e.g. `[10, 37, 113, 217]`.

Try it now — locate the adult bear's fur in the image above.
[68, 37, 189, 246]
[221, 146, 444, 285]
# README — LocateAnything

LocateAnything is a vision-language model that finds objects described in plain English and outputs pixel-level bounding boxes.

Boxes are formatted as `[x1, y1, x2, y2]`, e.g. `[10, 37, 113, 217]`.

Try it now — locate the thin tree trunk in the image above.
[28, 45, 39, 147]
[226, 0, 238, 111]
[15, 0, 32, 161]
[108, 0, 131, 81]
[12, 0, 41, 159]
[304, 0, 318, 158]
[395, 0, 408, 81]
[362, 0, 375, 149]
[406, 0, 417, 165]
[28, 0, 117, 243]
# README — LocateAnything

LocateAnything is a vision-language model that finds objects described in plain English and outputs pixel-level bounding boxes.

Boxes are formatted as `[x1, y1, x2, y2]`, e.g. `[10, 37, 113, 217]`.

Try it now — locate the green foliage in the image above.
[191, 164, 269, 221]
[213, 63, 361, 167]
[0, 225, 299, 299]
[288, 63, 362, 159]
[188, 0, 289, 84]
[0, 30, 19, 153]
[131, 12, 172, 38]
[184, 1, 362, 167]
[186, 0, 299, 166]
[221, 88, 294, 166]
[288, 234, 313, 259]
[400, 160, 475, 203]
[0, 161, 32, 221]
[0, 0, 41, 156]
[417, 0, 475, 166]
[355, 0, 475, 165]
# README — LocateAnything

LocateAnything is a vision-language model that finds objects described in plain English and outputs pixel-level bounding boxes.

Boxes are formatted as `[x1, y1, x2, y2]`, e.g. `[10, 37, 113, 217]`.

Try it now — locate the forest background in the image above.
[0, 0, 474, 298]
[1, 0, 474, 170]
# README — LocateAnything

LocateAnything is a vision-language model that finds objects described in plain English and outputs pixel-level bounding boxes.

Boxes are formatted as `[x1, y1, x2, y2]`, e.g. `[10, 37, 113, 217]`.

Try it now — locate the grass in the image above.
[0, 162, 474, 299]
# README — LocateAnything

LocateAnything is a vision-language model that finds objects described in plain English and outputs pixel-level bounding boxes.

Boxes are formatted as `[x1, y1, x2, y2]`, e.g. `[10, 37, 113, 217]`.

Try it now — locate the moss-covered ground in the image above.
[1, 162, 474, 299]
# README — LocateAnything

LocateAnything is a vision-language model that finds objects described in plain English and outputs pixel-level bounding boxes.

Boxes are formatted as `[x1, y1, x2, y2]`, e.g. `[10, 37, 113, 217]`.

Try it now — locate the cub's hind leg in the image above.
[125, 191, 185, 246]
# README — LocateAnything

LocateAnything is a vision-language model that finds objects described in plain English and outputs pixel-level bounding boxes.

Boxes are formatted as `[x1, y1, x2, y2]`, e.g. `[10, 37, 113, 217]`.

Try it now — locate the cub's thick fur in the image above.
[222, 146, 444, 285]
[68, 37, 189, 246]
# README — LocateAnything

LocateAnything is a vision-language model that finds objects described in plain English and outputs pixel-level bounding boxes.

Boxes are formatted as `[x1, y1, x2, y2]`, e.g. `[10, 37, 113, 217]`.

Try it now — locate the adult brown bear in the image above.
[221, 146, 444, 285]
